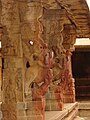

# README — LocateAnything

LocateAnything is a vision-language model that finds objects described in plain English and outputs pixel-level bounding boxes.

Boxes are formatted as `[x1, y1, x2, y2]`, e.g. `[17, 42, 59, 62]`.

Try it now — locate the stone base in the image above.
[0, 102, 87, 120]
[45, 102, 78, 120]
[17, 101, 45, 120]
[45, 91, 64, 111]
[45, 99, 64, 111]
[63, 94, 75, 103]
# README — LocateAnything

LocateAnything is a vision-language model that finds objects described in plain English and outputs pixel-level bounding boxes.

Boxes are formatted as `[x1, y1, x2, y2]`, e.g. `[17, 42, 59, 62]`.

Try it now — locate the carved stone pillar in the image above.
[63, 24, 77, 103]
[1, 0, 24, 120]
[43, 8, 67, 111]
[63, 50, 75, 103]
[18, 1, 52, 120]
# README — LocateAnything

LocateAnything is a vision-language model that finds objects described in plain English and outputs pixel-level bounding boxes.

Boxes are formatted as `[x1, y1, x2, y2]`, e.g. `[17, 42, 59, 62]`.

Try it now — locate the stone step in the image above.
[76, 86, 90, 94]
[78, 102, 90, 117]
[17, 102, 79, 120]
[64, 108, 78, 120]
[45, 102, 78, 120]
[76, 79, 90, 86]
[83, 117, 90, 120]
[75, 78, 90, 99]
[74, 116, 85, 120]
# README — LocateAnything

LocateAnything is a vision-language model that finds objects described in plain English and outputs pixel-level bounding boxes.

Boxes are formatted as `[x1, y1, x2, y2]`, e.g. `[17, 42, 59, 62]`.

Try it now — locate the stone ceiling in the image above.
[43, 0, 90, 38]
[0, 0, 90, 39]
[59, 0, 90, 38]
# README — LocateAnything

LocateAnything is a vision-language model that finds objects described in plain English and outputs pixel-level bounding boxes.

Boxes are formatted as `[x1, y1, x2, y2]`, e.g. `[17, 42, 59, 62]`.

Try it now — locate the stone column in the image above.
[18, 1, 52, 120]
[1, 0, 24, 120]
[43, 8, 66, 110]
[63, 50, 76, 103]
[63, 24, 77, 103]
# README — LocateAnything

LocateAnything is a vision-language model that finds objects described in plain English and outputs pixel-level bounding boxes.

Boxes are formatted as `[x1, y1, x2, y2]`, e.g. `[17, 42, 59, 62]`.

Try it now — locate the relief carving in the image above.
[22, 8, 54, 101]
[23, 40, 53, 99]
[63, 24, 77, 50]
[16, 68, 23, 91]
[2, 37, 16, 56]
[48, 20, 64, 56]
[43, 18, 66, 110]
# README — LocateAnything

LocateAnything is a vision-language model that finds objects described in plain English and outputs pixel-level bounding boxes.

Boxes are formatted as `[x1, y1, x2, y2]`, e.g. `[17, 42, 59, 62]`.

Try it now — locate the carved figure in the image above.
[23, 41, 53, 98]
[48, 20, 64, 58]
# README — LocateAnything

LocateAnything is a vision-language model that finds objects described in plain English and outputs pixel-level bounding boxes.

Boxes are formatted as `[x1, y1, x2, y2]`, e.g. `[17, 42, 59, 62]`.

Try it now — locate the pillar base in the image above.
[64, 94, 75, 103]
[46, 99, 64, 111]
[17, 100, 45, 120]
[45, 91, 64, 111]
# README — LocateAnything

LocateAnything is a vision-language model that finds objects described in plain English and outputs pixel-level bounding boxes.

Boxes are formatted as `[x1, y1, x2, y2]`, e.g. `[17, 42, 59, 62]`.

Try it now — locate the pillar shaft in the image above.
[63, 24, 77, 103]
[18, 1, 52, 120]
[1, 0, 24, 120]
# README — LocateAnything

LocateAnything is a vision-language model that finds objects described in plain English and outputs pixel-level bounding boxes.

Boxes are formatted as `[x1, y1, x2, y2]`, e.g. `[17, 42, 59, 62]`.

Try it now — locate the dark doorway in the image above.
[72, 49, 90, 100]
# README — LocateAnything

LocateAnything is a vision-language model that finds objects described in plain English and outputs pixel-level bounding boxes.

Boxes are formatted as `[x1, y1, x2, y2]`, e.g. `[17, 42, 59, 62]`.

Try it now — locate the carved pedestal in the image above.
[46, 84, 64, 111]
[63, 78, 75, 103]
[17, 101, 45, 120]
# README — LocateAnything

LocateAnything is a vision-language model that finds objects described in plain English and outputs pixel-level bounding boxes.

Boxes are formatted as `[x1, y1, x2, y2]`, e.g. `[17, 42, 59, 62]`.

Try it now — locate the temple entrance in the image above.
[72, 51, 90, 100]
[72, 44, 90, 100]
[72, 40, 90, 119]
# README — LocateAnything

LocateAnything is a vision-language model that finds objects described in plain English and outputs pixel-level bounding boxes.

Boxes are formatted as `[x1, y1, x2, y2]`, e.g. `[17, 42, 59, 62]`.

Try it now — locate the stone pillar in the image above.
[1, 0, 24, 120]
[43, 8, 67, 111]
[63, 50, 75, 103]
[63, 24, 77, 103]
[18, 1, 52, 120]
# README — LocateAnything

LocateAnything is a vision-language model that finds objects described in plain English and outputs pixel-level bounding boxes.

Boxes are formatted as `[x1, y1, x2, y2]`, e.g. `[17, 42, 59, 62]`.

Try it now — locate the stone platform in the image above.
[45, 102, 79, 120]
[17, 102, 79, 120]
[0, 102, 88, 120]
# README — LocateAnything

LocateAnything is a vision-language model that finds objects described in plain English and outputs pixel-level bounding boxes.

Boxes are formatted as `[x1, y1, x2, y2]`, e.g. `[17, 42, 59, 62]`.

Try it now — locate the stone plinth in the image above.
[17, 100, 45, 120]
[63, 78, 75, 103]
[45, 88, 64, 111]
